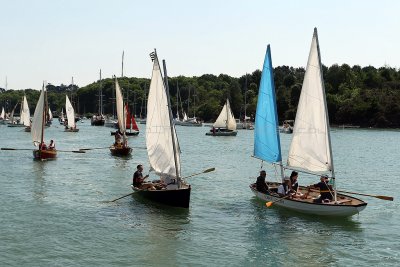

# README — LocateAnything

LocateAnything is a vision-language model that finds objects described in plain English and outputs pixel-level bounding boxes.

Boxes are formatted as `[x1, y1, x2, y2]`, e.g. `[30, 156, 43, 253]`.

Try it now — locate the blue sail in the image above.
[253, 45, 282, 163]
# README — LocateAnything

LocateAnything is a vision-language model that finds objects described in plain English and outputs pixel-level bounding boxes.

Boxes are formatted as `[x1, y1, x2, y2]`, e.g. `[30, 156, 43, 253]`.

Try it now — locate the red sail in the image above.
[125, 104, 131, 129]
[131, 115, 139, 131]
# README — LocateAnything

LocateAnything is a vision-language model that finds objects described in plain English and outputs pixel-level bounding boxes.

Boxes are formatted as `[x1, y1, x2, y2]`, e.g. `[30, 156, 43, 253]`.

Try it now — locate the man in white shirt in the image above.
[277, 177, 290, 196]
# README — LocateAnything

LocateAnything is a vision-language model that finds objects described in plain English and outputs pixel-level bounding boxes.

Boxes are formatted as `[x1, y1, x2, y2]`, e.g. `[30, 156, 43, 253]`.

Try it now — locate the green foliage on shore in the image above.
[1, 64, 399, 128]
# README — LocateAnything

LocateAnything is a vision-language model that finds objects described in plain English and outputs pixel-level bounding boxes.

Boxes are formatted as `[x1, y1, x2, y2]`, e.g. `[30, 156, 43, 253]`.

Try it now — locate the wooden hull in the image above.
[250, 183, 367, 217]
[175, 121, 203, 127]
[91, 118, 105, 126]
[33, 149, 57, 160]
[110, 131, 139, 136]
[206, 130, 238, 136]
[8, 123, 25, 127]
[132, 185, 191, 208]
[109, 145, 132, 156]
[64, 128, 79, 132]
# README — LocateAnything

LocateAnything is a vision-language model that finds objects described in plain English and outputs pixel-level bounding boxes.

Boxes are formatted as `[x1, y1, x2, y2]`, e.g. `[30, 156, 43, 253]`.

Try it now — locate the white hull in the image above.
[250, 184, 367, 217]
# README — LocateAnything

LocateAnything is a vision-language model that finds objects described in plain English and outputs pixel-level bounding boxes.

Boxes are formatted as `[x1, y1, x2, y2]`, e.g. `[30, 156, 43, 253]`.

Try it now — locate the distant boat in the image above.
[109, 77, 132, 156]
[279, 120, 294, 134]
[91, 69, 105, 126]
[132, 50, 191, 208]
[206, 99, 238, 136]
[250, 31, 367, 216]
[110, 104, 139, 136]
[64, 95, 79, 132]
[0, 107, 9, 124]
[31, 84, 57, 160]
[59, 108, 65, 125]
[8, 95, 30, 127]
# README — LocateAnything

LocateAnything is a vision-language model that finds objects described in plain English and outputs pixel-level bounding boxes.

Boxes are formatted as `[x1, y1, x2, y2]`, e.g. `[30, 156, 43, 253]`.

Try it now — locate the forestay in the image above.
[146, 56, 181, 178]
[254, 45, 282, 163]
[65, 95, 76, 128]
[287, 28, 333, 173]
[31, 87, 45, 146]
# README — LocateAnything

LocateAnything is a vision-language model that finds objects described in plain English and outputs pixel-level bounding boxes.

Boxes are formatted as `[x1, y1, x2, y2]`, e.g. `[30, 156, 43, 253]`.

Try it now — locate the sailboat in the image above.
[64, 95, 79, 132]
[59, 108, 65, 125]
[7, 102, 20, 126]
[109, 77, 132, 156]
[0, 107, 6, 124]
[249, 31, 367, 217]
[31, 84, 57, 160]
[8, 95, 30, 127]
[206, 99, 238, 136]
[91, 70, 105, 126]
[131, 50, 191, 208]
[110, 104, 139, 136]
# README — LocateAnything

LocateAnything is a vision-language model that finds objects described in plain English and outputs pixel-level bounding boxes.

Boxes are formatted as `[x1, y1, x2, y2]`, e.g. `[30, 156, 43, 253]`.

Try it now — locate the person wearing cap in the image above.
[308, 175, 333, 203]
[277, 177, 290, 196]
[256, 170, 269, 193]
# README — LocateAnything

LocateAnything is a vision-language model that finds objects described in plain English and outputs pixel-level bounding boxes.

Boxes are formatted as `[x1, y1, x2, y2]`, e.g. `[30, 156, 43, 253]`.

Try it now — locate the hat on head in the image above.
[283, 176, 290, 181]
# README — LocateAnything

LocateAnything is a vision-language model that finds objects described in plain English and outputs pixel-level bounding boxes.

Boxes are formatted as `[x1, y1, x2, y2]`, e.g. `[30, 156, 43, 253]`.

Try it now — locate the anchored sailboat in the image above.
[131, 50, 191, 208]
[109, 77, 132, 156]
[249, 34, 367, 216]
[65, 95, 79, 132]
[32, 84, 57, 160]
[206, 99, 237, 136]
[91, 69, 105, 126]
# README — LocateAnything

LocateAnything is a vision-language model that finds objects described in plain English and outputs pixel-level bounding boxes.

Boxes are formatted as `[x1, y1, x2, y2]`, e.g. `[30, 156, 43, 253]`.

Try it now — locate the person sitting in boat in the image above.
[289, 171, 299, 192]
[277, 177, 290, 197]
[308, 175, 333, 203]
[49, 140, 55, 150]
[40, 142, 47, 150]
[255, 170, 269, 193]
[132, 164, 155, 190]
[114, 130, 122, 146]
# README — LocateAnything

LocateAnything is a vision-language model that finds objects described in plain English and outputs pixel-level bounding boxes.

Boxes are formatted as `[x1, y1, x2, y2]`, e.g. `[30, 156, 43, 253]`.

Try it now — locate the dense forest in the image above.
[1, 64, 399, 128]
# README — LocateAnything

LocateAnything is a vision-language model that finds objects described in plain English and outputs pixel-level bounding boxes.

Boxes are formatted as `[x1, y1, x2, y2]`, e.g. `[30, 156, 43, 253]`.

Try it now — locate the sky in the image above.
[0, 0, 399, 90]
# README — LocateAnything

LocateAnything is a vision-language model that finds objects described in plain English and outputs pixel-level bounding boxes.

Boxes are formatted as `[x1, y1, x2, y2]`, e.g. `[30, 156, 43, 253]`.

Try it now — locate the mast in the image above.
[244, 74, 247, 124]
[99, 69, 103, 115]
[41, 84, 46, 150]
[121, 50, 124, 77]
[161, 56, 181, 187]
[314, 27, 336, 202]
[226, 99, 229, 128]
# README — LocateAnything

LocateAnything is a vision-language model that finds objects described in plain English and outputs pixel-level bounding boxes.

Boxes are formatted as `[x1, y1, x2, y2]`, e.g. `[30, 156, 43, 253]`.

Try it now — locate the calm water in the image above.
[0, 121, 399, 266]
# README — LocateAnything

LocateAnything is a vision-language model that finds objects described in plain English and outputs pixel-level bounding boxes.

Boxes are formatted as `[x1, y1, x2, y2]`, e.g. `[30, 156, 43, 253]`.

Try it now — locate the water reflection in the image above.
[243, 197, 363, 266]
[32, 161, 47, 203]
[125, 195, 190, 265]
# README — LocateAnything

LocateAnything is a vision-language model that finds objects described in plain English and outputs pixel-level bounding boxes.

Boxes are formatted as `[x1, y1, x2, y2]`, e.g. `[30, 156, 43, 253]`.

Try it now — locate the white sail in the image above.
[226, 99, 237, 130]
[213, 102, 228, 128]
[213, 99, 237, 130]
[65, 95, 76, 128]
[146, 56, 181, 178]
[21, 95, 30, 126]
[183, 112, 188, 121]
[287, 28, 333, 173]
[31, 87, 45, 146]
[48, 108, 53, 120]
[115, 78, 126, 133]
[9, 103, 18, 123]
[0, 107, 4, 119]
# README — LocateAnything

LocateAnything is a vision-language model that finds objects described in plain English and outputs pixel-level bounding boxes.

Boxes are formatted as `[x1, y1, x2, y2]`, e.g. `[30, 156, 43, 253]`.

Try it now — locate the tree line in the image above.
[1, 64, 399, 128]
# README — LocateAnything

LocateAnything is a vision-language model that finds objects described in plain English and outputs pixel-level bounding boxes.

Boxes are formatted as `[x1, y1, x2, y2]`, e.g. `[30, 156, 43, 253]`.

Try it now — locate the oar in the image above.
[1, 147, 85, 153]
[58, 150, 86, 153]
[182, 167, 216, 179]
[2, 148, 32, 151]
[110, 192, 134, 202]
[79, 147, 110, 151]
[265, 195, 291, 208]
[338, 190, 393, 201]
